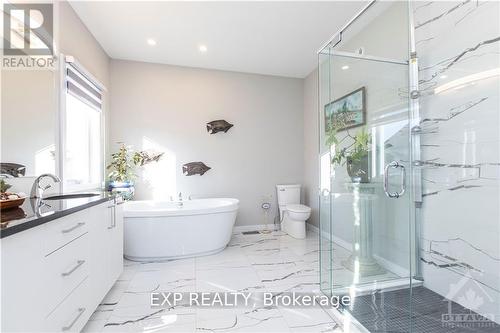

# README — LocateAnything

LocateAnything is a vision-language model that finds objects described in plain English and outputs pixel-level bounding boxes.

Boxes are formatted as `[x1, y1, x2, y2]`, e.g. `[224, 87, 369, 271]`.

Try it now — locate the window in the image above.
[62, 59, 104, 191]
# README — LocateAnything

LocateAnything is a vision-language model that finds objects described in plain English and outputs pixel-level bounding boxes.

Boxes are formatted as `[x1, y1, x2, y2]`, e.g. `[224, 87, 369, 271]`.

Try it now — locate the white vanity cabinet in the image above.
[88, 201, 124, 308]
[108, 201, 124, 285]
[0, 198, 124, 332]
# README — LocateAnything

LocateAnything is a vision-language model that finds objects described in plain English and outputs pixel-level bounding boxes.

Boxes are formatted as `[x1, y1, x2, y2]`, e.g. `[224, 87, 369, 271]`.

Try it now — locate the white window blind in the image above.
[66, 63, 103, 110]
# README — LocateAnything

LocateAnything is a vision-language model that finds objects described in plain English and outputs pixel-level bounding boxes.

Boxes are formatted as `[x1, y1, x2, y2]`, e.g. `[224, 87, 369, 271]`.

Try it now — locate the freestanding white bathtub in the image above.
[123, 198, 239, 261]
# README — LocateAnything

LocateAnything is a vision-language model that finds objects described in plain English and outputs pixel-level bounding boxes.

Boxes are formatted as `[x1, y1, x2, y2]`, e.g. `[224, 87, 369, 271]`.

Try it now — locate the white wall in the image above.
[109, 60, 304, 227]
[414, 0, 500, 323]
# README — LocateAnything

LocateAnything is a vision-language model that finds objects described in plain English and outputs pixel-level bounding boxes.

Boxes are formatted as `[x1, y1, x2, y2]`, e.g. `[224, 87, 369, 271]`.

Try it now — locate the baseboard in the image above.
[306, 222, 319, 234]
[331, 235, 351, 251]
[306, 223, 410, 277]
[373, 254, 410, 277]
[233, 224, 279, 233]
[234, 223, 321, 235]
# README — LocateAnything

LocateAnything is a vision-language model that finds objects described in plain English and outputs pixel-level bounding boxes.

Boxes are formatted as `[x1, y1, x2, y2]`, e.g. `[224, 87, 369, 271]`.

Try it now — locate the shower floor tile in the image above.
[343, 286, 500, 333]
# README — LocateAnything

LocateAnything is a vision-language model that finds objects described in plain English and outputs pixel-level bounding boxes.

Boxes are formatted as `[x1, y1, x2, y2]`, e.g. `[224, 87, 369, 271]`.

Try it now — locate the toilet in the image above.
[276, 184, 311, 239]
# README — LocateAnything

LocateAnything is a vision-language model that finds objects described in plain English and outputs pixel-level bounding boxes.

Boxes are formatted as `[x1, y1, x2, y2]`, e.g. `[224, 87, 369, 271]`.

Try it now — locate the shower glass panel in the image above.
[324, 55, 411, 288]
[318, 1, 416, 331]
[319, 50, 415, 331]
[320, 51, 411, 282]
[319, 1, 500, 331]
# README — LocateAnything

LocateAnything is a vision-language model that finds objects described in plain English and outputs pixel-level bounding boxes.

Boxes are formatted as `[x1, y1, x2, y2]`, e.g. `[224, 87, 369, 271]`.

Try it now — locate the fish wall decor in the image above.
[206, 120, 233, 134]
[182, 162, 211, 176]
[0, 163, 26, 177]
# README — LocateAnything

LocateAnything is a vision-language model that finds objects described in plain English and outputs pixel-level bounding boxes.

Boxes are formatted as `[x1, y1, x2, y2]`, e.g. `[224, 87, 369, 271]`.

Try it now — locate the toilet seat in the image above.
[286, 204, 311, 213]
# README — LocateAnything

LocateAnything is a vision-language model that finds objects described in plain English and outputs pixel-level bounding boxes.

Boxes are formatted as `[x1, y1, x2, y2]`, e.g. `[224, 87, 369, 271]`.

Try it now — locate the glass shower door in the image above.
[319, 49, 416, 331]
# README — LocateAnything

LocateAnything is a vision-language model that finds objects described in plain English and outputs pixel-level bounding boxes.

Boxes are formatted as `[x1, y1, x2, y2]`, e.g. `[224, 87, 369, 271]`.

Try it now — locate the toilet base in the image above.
[282, 216, 306, 239]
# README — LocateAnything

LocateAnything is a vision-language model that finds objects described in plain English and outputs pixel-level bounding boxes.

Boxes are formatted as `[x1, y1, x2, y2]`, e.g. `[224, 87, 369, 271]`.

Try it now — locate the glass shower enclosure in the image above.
[318, 1, 500, 331]
[318, 1, 420, 331]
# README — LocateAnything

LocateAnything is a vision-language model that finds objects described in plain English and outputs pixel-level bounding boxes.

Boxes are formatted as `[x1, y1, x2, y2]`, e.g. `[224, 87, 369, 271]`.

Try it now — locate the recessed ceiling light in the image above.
[147, 38, 156, 46]
[341, 65, 349, 70]
[440, 75, 447, 79]
[199, 45, 208, 53]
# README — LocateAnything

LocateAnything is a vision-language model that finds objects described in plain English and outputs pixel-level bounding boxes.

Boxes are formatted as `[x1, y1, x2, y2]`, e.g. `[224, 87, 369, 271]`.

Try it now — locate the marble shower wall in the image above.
[413, 0, 500, 323]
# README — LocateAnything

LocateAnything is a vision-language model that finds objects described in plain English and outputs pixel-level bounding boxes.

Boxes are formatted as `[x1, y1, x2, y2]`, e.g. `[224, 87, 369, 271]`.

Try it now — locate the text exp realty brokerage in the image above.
[151, 292, 351, 308]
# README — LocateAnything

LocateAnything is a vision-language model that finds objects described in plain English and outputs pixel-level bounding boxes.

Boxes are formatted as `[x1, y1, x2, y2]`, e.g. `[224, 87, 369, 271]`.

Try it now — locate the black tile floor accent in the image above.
[341, 286, 500, 333]
[241, 230, 261, 235]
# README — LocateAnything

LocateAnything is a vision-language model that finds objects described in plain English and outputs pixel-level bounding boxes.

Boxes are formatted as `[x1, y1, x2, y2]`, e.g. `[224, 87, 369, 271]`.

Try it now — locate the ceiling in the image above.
[69, 1, 367, 78]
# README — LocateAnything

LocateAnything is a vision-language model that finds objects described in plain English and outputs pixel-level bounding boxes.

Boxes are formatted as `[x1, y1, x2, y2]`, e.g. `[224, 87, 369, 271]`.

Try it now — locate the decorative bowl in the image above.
[0, 197, 26, 211]
[1, 207, 27, 225]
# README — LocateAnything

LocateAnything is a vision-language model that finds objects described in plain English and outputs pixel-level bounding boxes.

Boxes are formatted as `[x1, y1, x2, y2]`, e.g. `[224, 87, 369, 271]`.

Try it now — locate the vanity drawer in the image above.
[45, 233, 90, 314]
[43, 210, 89, 255]
[45, 278, 91, 333]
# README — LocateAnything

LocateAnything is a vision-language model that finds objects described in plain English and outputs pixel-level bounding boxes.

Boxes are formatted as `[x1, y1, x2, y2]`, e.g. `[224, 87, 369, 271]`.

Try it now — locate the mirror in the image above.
[1, 69, 58, 177]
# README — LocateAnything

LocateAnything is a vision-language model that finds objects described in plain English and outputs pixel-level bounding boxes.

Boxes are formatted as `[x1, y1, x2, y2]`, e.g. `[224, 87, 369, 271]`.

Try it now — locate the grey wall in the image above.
[60, 1, 110, 88]
[1, 70, 56, 176]
[109, 60, 304, 227]
[303, 69, 319, 227]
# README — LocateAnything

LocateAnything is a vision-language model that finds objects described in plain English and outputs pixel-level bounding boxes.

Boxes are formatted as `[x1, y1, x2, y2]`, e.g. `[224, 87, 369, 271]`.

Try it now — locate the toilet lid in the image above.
[286, 204, 311, 213]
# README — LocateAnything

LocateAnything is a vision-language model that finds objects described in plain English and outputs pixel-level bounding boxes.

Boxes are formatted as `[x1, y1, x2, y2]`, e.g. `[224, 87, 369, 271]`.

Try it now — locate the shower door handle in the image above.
[384, 161, 406, 198]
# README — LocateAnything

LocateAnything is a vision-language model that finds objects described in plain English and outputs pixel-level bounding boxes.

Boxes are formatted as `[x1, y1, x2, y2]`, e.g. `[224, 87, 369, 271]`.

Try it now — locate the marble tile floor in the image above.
[82, 230, 345, 333]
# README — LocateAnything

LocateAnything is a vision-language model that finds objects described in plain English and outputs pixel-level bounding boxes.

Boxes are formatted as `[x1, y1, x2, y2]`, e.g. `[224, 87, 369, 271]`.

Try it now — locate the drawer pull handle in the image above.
[62, 307, 86, 331]
[61, 222, 85, 234]
[61, 260, 85, 277]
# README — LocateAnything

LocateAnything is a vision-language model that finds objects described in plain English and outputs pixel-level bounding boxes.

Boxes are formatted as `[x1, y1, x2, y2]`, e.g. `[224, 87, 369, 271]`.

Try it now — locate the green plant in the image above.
[0, 179, 12, 193]
[327, 127, 370, 167]
[107, 143, 164, 182]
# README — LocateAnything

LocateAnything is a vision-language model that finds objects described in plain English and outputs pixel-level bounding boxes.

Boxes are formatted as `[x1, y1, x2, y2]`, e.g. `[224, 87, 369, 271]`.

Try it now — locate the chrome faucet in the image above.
[31, 173, 61, 199]
[178, 192, 183, 207]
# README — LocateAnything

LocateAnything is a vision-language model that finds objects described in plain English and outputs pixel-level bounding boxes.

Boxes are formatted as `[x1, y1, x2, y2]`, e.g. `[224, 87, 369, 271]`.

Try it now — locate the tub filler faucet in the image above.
[178, 192, 183, 207]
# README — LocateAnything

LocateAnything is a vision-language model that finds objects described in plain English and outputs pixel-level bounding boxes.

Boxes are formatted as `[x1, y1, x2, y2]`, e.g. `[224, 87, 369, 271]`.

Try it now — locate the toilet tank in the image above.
[276, 184, 301, 206]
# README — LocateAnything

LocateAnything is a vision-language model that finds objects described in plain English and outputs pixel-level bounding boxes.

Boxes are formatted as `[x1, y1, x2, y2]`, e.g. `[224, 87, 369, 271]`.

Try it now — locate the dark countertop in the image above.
[0, 192, 115, 239]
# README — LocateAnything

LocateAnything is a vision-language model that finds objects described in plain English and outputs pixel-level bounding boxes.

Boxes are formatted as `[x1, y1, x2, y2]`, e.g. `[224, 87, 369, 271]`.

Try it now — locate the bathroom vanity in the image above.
[0, 194, 123, 332]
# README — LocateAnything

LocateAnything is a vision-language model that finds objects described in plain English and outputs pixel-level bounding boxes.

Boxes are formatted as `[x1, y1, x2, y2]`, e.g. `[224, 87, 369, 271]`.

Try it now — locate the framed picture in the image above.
[325, 87, 366, 132]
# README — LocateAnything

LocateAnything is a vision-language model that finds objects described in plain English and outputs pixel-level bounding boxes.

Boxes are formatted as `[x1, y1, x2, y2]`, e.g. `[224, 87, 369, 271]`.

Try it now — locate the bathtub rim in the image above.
[123, 197, 239, 217]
